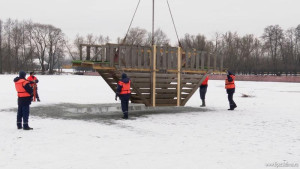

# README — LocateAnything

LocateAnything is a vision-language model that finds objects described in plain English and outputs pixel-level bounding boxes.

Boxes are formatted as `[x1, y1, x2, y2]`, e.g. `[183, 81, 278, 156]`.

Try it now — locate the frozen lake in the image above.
[0, 74, 299, 169]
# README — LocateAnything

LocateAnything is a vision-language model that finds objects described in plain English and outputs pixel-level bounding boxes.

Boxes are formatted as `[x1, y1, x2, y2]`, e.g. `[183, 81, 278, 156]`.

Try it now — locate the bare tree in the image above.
[145, 28, 170, 46]
[124, 27, 147, 45]
[47, 25, 65, 74]
[4, 19, 13, 72]
[28, 23, 49, 73]
[262, 25, 284, 75]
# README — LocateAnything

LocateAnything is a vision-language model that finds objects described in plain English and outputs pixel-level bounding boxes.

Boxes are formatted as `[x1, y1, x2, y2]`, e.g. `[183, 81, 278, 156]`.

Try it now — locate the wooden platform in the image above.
[73, 44, 224, 106]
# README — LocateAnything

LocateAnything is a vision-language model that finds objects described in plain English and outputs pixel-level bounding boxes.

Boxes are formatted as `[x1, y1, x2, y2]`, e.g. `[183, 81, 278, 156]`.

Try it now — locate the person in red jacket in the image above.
[14, 71, 33, 130]
[27, 72, 40, 102]
[199, 74, 209, 107]
[225, 71, 237, 110]
[116, 73, 131, 119]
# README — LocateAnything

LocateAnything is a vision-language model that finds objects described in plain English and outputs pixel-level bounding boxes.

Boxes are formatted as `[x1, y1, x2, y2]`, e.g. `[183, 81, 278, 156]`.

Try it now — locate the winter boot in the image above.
[228, 105, 235, 110]
[200, 100, 206, 107]
[122, 112, 128, 119]
[23, 124, 33, 130]
[37, 98, 40, 102]
[17, 123, 22, 129]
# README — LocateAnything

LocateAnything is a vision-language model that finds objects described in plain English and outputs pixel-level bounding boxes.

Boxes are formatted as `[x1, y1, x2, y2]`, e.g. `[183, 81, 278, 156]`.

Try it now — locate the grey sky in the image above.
[0, 0, 299, 44]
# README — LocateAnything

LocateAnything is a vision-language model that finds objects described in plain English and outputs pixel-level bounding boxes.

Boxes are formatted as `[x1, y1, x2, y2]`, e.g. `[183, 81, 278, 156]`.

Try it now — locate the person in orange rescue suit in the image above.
[116, 73, 131, 119]
[14, 71, 33, 130]
[225, 71, 237, 110]
[199, 74, 209, 107]
[27, 72, 40, 102]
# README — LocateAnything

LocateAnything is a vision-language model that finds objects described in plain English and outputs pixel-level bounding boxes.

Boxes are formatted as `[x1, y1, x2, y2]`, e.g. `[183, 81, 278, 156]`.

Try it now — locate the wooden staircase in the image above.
[73, 44, 222, 107]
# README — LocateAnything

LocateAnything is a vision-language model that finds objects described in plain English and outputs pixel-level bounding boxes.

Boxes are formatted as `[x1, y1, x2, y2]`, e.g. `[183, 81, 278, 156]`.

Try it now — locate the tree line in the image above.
[0, 18, 299, 75]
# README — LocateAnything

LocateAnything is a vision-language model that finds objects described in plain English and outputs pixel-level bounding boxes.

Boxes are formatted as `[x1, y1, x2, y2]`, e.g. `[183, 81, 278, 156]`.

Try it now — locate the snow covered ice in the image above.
[0, 74, 299, 169]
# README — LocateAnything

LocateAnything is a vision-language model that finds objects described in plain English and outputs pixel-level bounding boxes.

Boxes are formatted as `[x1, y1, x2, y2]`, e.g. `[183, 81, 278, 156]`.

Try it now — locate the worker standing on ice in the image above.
[116, 73, 131, 119]
[225, 70, 237, 110]
[199, 74, 209, 107]
[14, 71, 33, 130]
[27, 72, 40, 102]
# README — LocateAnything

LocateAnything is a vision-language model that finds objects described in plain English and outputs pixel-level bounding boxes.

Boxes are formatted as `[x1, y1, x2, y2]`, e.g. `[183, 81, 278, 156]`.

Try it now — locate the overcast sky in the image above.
[0, 0, 299, 44]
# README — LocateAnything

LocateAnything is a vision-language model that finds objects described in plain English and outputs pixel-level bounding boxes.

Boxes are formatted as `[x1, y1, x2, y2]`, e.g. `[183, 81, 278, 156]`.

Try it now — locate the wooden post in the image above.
[177, 47, 181, 106]
[87, 46, 91, 60]
[79, 44, 82, 60]
[151, 45, 157, 107]
[95, 47, 98, 61]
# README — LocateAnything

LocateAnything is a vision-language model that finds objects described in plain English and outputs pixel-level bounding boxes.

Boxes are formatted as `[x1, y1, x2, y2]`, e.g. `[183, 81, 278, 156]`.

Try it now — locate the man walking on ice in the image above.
[116, 73, 131, 119]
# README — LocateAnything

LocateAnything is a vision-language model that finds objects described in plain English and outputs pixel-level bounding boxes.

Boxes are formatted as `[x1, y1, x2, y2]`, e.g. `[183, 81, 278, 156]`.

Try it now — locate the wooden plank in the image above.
[131, 93, 189, 99]
[137, 46, 142, 68]
[174, 49, 178, 69]
[156, 78, 178, 83]
[177, 47, 181, 106]
[157, 73, 177, 78]
[80, 44, 106, 47]
[130, 83, 151, 106]
[152, 45, 157, 107]
[118, 46, 124, 67]
[86, 46, 91, 60]
[155, 103, 177, 106]
[126, 72, 151, 78]
[162, 47, 167, 69]
[167, 47, 172, 69]
[134, 83, 194, 88]
[181, 79, 201, 83]
[79, 45, 83, 60]
[133, 83, 151, 88]
[190, 50, 196, 70]
[182, 74, 203, 79]
[156, 47, 161, 70]
[125, 46, 130, 67]
[132, 46, 137, 68]
[148, 89, 192, 93]
[101, 47, 105, 62]
[185, 49, 189, 69]
[155, 99, 177, 104]
[143, 47, 148, 68]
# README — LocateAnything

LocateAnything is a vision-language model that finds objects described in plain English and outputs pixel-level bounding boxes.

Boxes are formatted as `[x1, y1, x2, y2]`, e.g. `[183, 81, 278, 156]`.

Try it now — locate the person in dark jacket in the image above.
[225, 71, 237, 110]
[199, 74, 209, 107]
[116, 73, 131, 119]
[14, 71, 33, 130]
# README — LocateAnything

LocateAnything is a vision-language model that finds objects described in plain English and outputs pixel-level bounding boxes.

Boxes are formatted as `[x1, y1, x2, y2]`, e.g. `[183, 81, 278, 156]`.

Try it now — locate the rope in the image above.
[122, 0, 141, 44]
[166, 0, 182, 48]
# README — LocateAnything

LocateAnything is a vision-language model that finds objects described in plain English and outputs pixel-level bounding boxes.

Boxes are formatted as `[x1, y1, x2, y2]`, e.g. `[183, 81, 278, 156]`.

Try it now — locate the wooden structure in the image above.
[72, 44, 224, 107]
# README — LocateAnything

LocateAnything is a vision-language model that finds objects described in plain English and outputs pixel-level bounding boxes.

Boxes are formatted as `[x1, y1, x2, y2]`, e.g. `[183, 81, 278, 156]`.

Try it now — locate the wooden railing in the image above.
[77, 44, 223, 72]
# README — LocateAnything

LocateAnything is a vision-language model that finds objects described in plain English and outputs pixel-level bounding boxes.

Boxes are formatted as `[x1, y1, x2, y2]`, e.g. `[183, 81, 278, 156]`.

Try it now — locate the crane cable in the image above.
[166, 0, 182, 48]
[122, 0, 141, 44]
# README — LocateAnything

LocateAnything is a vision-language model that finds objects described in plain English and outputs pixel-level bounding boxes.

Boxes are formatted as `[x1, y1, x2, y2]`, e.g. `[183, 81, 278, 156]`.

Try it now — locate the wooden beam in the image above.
[79, 44, 83, 60]
[151, 45, 157, 107]
[177, 47, 181, 106]
[181, 73, 209, 106]
[130, 82, 151, 106]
